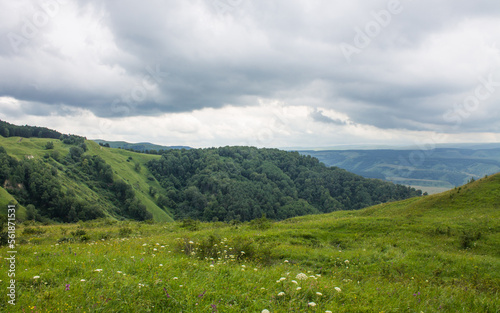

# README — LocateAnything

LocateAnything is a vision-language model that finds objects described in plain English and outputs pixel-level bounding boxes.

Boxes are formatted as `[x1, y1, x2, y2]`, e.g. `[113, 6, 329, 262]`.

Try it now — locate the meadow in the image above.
[1, 174, 499, 312]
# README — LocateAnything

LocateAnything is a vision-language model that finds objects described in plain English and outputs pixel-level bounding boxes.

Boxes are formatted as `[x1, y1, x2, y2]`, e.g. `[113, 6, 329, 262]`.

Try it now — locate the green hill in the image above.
[0, 136, 173, 223]
[1, 172, 498, 312]
[0, 121, 423, 224]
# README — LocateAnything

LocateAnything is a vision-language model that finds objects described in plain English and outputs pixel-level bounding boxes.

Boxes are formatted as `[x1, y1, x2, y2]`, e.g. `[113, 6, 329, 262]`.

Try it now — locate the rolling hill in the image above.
[0, 134, 421, 224]
[0, 135, 173, 223]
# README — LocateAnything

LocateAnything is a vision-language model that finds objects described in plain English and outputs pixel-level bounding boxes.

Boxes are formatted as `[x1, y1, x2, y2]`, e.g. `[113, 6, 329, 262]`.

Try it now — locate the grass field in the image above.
[1, 174, 499, 312]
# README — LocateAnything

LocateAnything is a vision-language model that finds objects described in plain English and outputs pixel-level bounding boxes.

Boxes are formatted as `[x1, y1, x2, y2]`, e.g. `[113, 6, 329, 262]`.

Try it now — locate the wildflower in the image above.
[241, 251, 245, 254]
[117, 271, 122, 274]
[33, 276, 40, 279]
[284, 260, 289, 263]
[173, 277, 178, 280]
[278, 292, 285, 296]
[81, 279, 86, 282]
[296, 287, 302, 291]
[65, 284, 70, 291]
[291, 280, 298, 284]
[344, 260, 349, 264]
[316, 292, 323, 296]
[262, 310, 270, 313]
[210, 264, 215, 268]
[163, 287, 171, 298]
[308, 302, 316, 307]
[94, 269, 103, 272]
[326, 311, 333, 313]
[296, 273, 308, 281]
[189, 241, 194, 244]
[335, 287, 342, 293]
[159, 264, 163, 267]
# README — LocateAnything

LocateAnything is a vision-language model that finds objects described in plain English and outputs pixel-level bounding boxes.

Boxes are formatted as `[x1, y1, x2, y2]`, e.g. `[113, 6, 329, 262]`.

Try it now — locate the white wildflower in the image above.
[308, 302, 316, 307]
[335, 287, 342, 293]
[296, 273, 308, 281]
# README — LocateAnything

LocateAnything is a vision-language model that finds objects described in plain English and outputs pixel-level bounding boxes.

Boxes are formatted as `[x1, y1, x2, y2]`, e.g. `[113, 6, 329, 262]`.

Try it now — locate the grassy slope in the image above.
[0, 187, 26, 219]
[0, 137, 173, 222]
[85, 141, 173, 222]
[1, 174, 498, 312]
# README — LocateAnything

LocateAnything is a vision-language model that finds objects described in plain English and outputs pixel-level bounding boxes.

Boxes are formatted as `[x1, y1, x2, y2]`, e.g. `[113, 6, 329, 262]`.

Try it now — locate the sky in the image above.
[1, 0, 500, 149]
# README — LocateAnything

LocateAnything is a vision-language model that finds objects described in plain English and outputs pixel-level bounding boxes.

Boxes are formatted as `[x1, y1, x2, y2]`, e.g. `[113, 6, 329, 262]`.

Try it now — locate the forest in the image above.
[147, 146, 422, 221]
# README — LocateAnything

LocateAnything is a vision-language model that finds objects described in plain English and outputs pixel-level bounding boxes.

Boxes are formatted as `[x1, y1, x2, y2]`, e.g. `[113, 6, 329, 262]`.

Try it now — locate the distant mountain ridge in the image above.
[92, 139, 191, 152]
[300, 147, 500, 194]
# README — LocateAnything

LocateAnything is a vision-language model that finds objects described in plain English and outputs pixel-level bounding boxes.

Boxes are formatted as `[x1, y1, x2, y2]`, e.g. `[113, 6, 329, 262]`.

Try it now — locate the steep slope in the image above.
[0, 136, 173, 222]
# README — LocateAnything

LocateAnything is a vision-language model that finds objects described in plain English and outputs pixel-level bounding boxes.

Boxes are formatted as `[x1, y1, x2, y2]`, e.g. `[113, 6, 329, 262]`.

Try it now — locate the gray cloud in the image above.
[1, 0, 500, 143]
[310, 108, 348, 126]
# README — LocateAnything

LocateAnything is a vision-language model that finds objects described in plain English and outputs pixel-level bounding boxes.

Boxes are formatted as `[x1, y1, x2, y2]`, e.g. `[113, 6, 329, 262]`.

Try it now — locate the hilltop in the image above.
[1, 171, 498, 312]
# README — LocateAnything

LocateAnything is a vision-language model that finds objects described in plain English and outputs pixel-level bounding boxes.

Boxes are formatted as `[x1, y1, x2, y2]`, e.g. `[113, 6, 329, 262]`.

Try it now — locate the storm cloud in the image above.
[1, 0, 499, 147]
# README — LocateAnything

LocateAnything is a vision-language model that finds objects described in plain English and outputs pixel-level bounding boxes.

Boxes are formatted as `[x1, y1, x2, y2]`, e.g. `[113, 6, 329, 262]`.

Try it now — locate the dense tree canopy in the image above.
[147, 146, 421, 222]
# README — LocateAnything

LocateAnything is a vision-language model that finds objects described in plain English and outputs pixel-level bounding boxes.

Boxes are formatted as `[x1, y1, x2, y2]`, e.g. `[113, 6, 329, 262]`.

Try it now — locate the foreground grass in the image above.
[1, 175, 500, 312]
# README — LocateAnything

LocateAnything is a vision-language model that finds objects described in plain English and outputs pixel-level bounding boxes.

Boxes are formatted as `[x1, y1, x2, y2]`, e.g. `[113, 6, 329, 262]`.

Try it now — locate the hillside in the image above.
[301, 147, 500, 194]
[0, 136, 173, 223]
[0, 121, 423, 224]
[1, 172, 498, 312]
[146, 146, 422, 221]
[0, 136, 421, 224]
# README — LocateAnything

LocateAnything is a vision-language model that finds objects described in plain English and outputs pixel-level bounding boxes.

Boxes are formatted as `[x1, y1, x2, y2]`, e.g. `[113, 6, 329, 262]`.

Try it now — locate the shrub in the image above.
[23, 227, 46, 235]
[459, 230, 481, 249]
[70, 229, 86, 237]
[118, 227, 133, 237]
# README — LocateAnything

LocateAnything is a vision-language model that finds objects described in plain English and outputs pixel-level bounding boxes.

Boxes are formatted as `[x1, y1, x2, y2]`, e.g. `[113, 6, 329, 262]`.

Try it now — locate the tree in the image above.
[45, 141, 54, 150]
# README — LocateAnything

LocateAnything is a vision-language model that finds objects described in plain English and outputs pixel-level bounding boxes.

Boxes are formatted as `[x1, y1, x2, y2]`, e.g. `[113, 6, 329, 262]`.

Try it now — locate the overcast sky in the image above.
[1, 0, 500, 148]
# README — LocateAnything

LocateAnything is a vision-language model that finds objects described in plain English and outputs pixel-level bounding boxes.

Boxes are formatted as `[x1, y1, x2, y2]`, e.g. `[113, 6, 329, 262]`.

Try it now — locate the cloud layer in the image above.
[1, 0, 500, 147]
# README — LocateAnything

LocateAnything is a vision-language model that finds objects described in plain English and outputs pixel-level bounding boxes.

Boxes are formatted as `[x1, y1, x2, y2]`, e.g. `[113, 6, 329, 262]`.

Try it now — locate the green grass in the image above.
[1, 174, 499, 312]
[0, 137, 173, 222]
[0, 187, 26, 219]
[85, 141, 172, 222]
